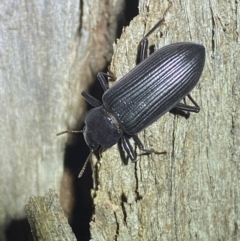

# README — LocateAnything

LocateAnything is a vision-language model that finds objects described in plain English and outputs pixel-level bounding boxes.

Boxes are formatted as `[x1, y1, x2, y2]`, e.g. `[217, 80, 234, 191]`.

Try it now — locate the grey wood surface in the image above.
[0, 0, 239, 240]
[25, 189, 77, 241]
[90, 0, 240, 240]
[0, 0, 123, 240]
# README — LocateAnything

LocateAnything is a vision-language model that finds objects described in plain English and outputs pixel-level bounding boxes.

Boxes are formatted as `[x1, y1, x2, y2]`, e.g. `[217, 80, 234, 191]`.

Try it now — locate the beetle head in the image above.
[83, 106, 121, 150]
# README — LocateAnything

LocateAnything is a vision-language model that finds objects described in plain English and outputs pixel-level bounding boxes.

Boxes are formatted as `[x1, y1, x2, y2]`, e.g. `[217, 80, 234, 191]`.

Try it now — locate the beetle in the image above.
[57, 11, 206, 177]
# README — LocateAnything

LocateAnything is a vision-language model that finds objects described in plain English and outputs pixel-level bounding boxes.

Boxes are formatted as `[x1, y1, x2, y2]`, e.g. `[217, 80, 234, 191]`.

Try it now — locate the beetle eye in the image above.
[83, 128, 99, 150]
[88, 141, 99, 150]
[86, 136, 99, 150]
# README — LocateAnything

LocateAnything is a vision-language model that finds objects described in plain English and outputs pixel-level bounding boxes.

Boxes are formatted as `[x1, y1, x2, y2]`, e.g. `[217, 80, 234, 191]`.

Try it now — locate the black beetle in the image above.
[57, 12, 206, 177]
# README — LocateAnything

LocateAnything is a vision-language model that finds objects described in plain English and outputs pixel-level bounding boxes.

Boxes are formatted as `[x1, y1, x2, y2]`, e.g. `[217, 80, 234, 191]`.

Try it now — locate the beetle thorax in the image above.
[83, 106, 121, 150]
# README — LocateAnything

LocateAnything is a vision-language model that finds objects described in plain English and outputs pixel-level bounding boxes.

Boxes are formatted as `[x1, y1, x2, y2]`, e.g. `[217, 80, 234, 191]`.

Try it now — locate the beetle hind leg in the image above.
[174, 94, 200, 113]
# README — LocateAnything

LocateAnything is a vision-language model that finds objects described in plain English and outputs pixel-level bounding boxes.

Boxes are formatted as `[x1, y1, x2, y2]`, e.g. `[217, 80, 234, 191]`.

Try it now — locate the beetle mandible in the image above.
[57, 7, 206, 177]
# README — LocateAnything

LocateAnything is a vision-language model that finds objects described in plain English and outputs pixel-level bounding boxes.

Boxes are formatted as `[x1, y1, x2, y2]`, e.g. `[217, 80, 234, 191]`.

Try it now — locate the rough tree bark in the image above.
[25, 189, 77, 241]
[90, 0, 240, 240]
[1, 0, 239, 240]
[0, 0, 124, 240]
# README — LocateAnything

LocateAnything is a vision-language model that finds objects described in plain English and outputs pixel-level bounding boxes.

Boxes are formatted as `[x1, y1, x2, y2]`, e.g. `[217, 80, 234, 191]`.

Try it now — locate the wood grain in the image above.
[90, 0, 240, 240]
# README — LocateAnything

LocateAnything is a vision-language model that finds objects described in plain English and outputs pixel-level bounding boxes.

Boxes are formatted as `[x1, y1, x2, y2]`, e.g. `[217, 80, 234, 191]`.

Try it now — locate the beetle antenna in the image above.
[56, 130, 83, 136]
[78, 151, 93, 178]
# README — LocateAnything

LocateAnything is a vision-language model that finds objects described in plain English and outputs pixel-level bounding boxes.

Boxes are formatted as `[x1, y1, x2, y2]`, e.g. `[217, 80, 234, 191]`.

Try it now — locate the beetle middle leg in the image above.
[132, 135, 166, 158]
[121, 134, 165, 162]
[121, 135, 158, 161]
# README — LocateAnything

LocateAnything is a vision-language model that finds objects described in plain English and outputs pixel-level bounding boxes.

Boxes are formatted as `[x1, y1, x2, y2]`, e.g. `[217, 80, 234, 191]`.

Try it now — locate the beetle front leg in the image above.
[81, 91, 102, 107]
[132, 135, 166, 156]
[121, 135, 136, 161]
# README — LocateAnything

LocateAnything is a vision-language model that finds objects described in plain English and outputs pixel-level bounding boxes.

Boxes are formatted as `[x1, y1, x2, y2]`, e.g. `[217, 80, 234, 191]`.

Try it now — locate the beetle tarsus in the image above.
[132, 135, 166, 157]
[144, 1, 172, 39]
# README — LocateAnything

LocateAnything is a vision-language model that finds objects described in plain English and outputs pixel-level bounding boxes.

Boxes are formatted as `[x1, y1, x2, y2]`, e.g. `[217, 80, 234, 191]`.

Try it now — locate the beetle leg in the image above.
[174, 94, 200, 113]
[132, 135, 145, 149]
[97, 72, 109, 91]
[97, 72, 116, 91]
[139, 2, 172, 62]
[132, 135, 155, 154]
[144, 1, 172, 39]
[107, 67, 117, 81]
[174, 103, 200, 113]
[139, 37, 149, 62]
[81, 91, 102, 107]
[132, 135, 166, 156]
[121, 135, 136, 161]
[99, 147, 106, 158]
[187, 94, 200, 110]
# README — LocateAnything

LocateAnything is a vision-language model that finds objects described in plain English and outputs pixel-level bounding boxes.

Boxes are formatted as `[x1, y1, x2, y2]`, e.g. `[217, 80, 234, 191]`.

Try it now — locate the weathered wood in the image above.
[1, 0, 239, 240]
[0, 0, 124, 240]
[25, 189, 77, 241]
[90, 0, 240, 240]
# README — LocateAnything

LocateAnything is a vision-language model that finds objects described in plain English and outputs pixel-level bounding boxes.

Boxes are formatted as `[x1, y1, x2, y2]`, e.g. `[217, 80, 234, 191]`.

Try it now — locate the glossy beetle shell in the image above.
[103, 42, 205, 135]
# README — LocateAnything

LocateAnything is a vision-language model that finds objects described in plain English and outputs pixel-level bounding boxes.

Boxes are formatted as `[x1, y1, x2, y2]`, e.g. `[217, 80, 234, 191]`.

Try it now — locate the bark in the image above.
[1, 0, 239, 240]
[90, 0, 240, 240]
[25, 189, 77, 241]
[0, 0, 123, 240]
